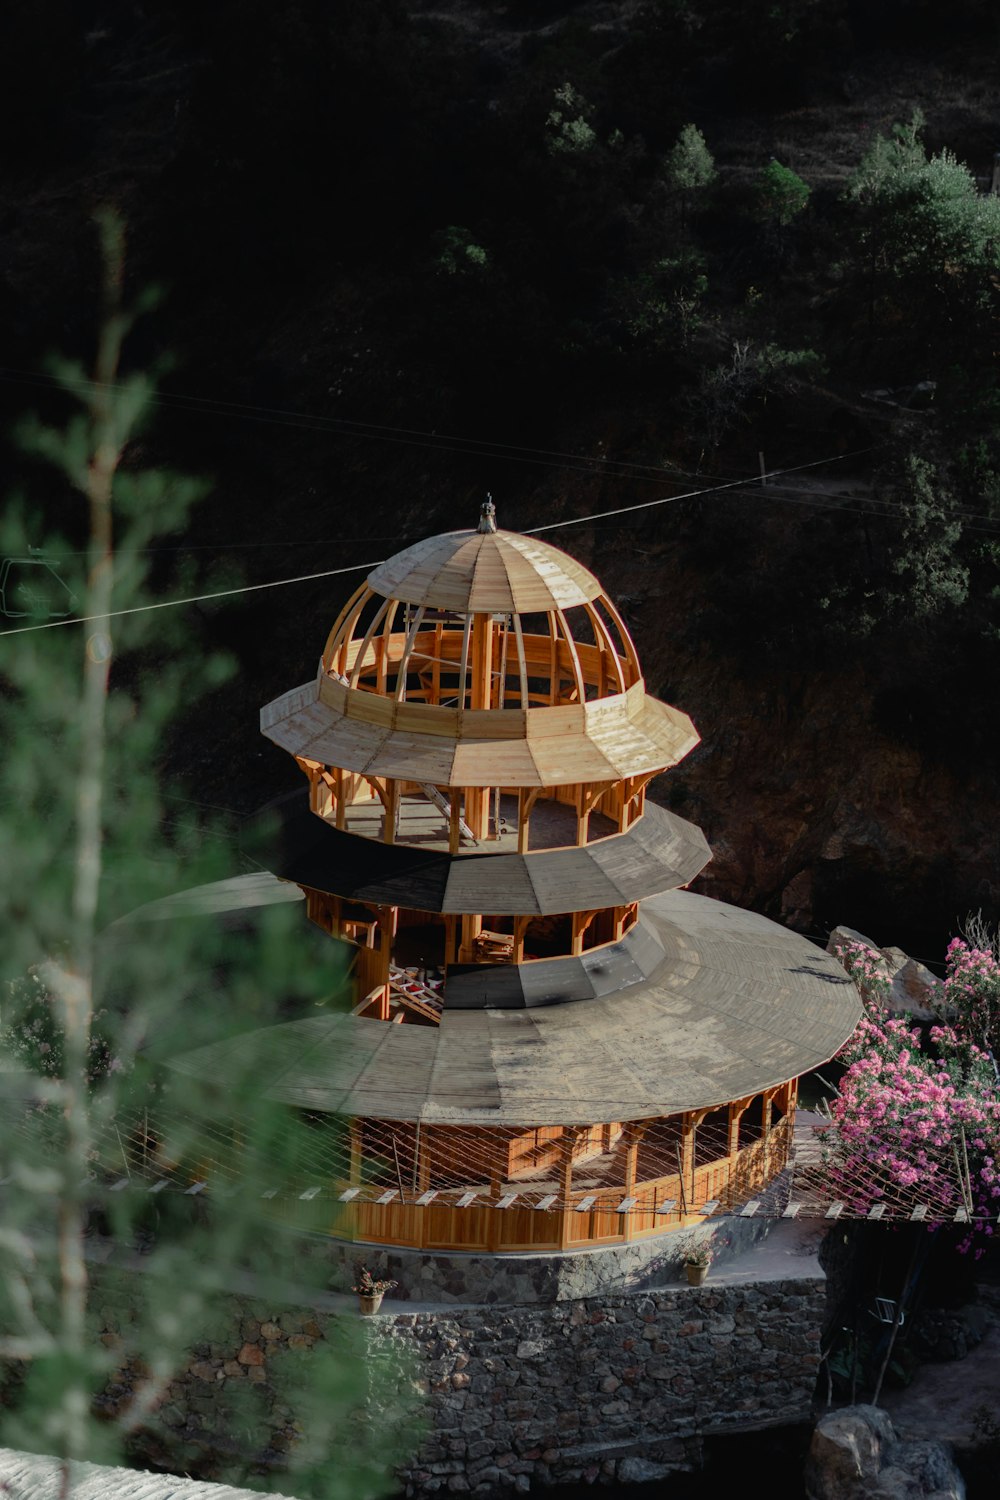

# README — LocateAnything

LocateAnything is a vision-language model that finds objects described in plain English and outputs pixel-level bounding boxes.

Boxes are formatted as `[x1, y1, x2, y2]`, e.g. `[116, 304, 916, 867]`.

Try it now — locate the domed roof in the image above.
[366, 528, 603, 614]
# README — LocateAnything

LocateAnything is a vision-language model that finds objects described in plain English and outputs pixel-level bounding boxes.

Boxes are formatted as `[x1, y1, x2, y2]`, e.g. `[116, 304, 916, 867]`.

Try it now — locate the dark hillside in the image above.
[3, 0, 999, 955]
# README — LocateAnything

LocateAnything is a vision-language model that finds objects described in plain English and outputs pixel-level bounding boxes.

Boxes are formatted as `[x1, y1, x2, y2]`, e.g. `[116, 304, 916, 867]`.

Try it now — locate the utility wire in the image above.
[524, 450, 868, 534]
[0, 559, 386, 639]
[0, 451, 868, 640]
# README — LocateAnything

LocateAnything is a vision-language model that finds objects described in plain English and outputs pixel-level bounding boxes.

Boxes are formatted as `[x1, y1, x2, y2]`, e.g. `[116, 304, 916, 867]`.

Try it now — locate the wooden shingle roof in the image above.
[262, 791, 711, 915]
[366, 529, 603, 613]
[169, 890, 862, 1127]
[260, 674, 699, 788]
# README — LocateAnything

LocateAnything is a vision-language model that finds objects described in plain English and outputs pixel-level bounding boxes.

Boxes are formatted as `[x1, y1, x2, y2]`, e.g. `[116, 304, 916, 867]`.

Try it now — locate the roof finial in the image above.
[478, 493, 497, 534]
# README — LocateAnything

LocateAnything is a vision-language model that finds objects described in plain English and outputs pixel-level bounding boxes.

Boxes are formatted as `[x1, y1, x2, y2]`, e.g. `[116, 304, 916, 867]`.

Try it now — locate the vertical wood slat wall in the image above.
[302, 1103, 797, 1252]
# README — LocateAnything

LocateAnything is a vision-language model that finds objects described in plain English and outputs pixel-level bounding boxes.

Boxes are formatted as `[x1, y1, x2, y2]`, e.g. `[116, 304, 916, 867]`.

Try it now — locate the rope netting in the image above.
[4, 1100, 993, 1227]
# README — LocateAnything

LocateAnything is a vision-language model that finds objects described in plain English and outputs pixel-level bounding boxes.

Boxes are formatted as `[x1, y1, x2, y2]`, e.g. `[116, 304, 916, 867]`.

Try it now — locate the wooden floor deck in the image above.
[339, 792, 617, 855]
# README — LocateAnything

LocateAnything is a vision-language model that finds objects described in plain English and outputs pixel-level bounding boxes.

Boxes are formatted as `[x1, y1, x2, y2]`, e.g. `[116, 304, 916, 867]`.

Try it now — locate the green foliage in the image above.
[0, 220, 413, 1494]
[888, 453, 969, 616]
[611, 251, 709, 351]
[695, 339, 823, 448]
[434, 226, 489, 278]
[844, 111, 1000, 278]
[665, 123, 716, 195]
[545, 82, 597, 156]
[841, 113, 1000, 368]
[754, 159, 811, 226]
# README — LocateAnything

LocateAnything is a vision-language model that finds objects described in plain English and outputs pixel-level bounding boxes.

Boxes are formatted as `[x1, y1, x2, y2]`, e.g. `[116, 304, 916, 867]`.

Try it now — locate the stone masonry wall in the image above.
[81, 1247, 825, 1495]
[368, 1275, 825, 1494]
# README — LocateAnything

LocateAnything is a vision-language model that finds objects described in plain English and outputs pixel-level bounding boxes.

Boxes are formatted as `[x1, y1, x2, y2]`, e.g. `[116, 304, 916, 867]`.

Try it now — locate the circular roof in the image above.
[366, 528, 603, 614]
[260, 790, 712, 915]
[169, 888, 862, 1127]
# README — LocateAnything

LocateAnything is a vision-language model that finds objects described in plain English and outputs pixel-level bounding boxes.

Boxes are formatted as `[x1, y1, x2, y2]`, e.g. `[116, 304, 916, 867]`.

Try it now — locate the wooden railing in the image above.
[312, 1110, 796, 1254]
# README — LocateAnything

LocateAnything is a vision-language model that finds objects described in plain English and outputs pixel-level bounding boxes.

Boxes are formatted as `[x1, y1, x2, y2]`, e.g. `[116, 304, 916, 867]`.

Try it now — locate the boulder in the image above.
[827, 925, 883, 961]
[805, 1407, 965, 1500]
[805, 1405, 894, 1499]
[883, 1440, 965, 1496]
[825, 930, 944, 1021]
[909, 1305, 991, 1363]
[882, 949, 944, 1022]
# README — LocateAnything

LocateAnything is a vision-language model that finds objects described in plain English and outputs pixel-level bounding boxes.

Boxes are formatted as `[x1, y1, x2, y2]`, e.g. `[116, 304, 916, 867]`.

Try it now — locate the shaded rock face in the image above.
[634, 645, 1000, 958]
[909, 1305, 992, 1364]
[805, 1405, 965, 1500]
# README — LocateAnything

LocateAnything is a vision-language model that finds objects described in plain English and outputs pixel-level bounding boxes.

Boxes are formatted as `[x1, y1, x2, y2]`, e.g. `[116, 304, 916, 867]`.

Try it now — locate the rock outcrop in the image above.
[826, 926, 944, 1021]
[805, 1405, 965, 1500]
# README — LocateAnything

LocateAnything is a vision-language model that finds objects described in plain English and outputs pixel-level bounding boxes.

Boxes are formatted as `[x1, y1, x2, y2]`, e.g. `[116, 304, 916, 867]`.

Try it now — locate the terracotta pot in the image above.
[685, 1263, 708, 1287]
[359, 1292, 384, 1315]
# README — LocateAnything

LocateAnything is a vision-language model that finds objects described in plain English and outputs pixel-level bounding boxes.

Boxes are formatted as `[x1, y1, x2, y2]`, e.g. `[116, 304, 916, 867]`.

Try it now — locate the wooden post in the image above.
[385, 778, 400, 844]
[449, 789, 461, 854]
[622, 1122, 650, 1243]
[547, 612, 558, 703]
[518, 786, 541, 855]
[349, 1121, 363, 1187]
[571, 911, 585, 957]
[558, 1127, 579, 1250]
[431, 620, 443, 706]
[470, 613, 494, 712]
[459, 913, 483, 963]
[680, 1113, 696, 1218]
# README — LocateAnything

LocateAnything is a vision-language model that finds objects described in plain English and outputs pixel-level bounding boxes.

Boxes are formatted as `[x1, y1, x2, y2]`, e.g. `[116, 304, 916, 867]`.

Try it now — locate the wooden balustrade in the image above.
[301, 1108, 796, 1252]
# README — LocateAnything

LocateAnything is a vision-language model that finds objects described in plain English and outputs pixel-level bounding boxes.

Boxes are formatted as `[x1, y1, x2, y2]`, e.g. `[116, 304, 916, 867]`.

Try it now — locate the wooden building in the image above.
[177, 503, 860, 1253]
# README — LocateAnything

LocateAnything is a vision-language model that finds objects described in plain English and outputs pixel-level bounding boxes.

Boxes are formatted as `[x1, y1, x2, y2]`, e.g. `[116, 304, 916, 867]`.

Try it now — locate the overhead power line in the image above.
[0, 451, 869, 640]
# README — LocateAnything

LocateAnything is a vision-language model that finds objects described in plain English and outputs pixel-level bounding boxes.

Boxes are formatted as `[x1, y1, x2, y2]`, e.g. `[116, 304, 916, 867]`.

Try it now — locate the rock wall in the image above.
[79, 1227, 826, 1495]
[369, 1275, 825, 1493]
[302, 1206, 776, 1305]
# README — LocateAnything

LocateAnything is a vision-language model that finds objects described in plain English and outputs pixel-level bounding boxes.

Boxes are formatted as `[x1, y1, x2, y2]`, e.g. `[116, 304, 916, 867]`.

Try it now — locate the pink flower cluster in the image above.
[943, 939, 1000, 1052]
[828, 936, 1000, 1252]
[833, 938, 892, 1011]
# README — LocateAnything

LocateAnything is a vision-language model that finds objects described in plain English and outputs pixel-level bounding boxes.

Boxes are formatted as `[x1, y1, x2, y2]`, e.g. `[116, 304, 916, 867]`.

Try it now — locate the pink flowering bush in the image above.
[941, 938, 1000, 1053]
[833, 938, 892, 1012]
[826, 932, 1000, 1251]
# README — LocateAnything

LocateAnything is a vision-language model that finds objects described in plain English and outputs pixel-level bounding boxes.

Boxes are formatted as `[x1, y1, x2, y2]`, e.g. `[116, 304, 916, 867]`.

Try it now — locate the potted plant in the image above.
[684, 1247, 711, 1286]
[353, 1264, 398, 1315]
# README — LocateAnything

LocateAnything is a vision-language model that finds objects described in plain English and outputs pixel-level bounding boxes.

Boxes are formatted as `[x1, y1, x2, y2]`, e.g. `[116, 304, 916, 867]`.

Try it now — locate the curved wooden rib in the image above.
[348, 597, 394, 690]
[585, 602, 626, 697]
[323, 582, 370, 676]
[554, 608, 586, 705]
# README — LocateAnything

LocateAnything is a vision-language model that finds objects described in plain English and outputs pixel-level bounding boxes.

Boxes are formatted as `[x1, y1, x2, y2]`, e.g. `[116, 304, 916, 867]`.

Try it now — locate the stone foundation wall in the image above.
[79, 1226, 825, 1496]
[369, 1274, 825, 1493]
[305, 1204, 779, 1306]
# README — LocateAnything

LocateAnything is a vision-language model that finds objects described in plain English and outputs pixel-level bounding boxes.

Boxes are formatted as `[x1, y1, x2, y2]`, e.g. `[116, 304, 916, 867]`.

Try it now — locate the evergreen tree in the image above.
[0, 215, 412, 1496]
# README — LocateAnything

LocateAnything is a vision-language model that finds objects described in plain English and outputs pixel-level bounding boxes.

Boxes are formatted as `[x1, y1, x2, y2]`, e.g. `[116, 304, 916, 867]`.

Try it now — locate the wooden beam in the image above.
[517, 786, 541, 854]
[384, 778, 400, 844]
[470, 613, 494, 712]
[458, 612, 473, 710]
[511, 610, 529, 707]
[394, 606, 426, 702]
[547, 612, 558, 703]
[585, 602, 625, 696]
[349, 1121, 363, 1187]
[432, 620, 443, 706]
[554, 608, 586, 706]
[348, 596, 393, 689]
[322, 580, 368, 675]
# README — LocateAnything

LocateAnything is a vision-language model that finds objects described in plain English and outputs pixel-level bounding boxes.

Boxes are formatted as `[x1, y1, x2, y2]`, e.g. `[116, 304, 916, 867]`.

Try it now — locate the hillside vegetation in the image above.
[2, 0, 999, 950]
